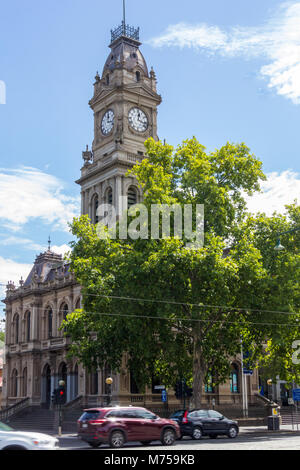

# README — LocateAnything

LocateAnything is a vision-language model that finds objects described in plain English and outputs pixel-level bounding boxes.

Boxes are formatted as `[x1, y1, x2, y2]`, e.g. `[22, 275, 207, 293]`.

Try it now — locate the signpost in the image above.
[292, 388, 300, 402]
[161, 389, 167, 403]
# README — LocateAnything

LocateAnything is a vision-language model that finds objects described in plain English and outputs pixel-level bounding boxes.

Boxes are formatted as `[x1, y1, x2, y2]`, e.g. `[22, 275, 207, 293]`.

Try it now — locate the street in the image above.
[58, 431, 300, 451]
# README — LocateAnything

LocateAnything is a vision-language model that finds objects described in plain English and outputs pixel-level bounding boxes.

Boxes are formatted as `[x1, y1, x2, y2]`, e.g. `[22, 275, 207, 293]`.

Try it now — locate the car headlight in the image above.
[32, 439, 51, 446]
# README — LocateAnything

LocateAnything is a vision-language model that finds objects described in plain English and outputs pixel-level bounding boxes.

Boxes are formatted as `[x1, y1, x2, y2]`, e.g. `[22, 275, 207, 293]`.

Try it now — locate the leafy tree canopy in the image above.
[63, 138, 300, 407]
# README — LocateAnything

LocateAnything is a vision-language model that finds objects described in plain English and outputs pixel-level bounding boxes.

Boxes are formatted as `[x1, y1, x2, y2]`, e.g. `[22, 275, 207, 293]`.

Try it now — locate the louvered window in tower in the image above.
[128, 187, 137, 208]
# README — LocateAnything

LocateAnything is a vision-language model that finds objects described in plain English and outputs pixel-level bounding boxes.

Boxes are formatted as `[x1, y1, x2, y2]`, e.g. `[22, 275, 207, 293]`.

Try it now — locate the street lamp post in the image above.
[274, 227, 300, 251]
[106, 377, 113, 406]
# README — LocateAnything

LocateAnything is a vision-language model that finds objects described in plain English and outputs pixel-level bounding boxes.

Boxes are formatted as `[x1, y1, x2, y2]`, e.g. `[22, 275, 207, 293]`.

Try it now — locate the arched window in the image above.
[130, 370, 140, 394]
[59, 303, 69, 335]
[136, 71, 141, 82]
[75, 298, 81, 310]
[59, 362, 68, 385]
[46, 308, 53, 339]
[92, 194, 99, 224]
[25, 311, 31, 342]
[128, 186, 137, 209]
[90, 371, 98, 395]
[106, 74, 110, 85]
[11, 369, 18, 397]
[230, 364, 239, 393]
[13, 314, 19, 344]
[63, 304, 68, 322]
[106, 188, 113, 205]
[205, 372, 214, 393]
[22, 367, 27, 397]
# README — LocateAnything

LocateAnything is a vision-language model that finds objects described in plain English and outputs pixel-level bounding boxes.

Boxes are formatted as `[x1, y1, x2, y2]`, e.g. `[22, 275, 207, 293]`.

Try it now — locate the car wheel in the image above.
[228, 426, 238, 439]
[192, 426, 203, 440]
[161, 428, 176, 446]
[209, 434, 217, 439]
[140, 441, 152, 446]
[109, 430, 125, 448]
[3, 445, 27, 450]
[88, 441, 102, 448]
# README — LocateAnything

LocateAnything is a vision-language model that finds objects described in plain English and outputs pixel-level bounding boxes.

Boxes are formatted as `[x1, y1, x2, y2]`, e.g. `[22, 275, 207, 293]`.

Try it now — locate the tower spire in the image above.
[123, 0, 126, 26]
[110, 0, 139, 44]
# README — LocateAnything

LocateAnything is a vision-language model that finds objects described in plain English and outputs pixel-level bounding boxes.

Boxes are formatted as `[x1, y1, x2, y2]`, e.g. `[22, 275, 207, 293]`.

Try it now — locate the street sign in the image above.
[154, 385, 165, 390]
[243, 370, 253, 375]
[292, 388, 300, 402]
[161, 390, 167, 403]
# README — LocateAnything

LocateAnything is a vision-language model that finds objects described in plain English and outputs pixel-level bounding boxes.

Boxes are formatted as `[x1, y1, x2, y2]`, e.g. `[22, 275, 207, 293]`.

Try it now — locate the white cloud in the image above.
[0, 166, 80, 232]
[246, 170, 300, 215]
[51, 244, 71, 258]
[149, 2, 300, 104]
[0, 236, 45, 251]
[0, 256, 32, 306]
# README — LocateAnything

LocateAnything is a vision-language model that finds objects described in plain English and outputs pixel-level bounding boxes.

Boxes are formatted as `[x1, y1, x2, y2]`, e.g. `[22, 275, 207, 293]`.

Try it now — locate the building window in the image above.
[106, 74, 110, 85]
[22, 367, 27, 397]
[25, 311, 31, 342]
[130, 371, 140, 394]
[13, 314, 19, 344]
[128, 186, 137, 209]
[92, 194, 99, 224]
[230, 364, 239, 393]
[47, 308, 53, 339]
[152, 376, 162, 394]
[107, 188, 113, 205]
[136, 71, 141, 82]
[205, 372, 214, 393]
[11, 369, 18, 397]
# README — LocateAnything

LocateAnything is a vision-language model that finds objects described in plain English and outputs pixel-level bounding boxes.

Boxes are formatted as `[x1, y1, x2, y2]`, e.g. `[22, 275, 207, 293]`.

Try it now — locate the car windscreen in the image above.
[0, 421, 13, 431]
[169, 410, 186, 418]
[79, 410, 105, 421]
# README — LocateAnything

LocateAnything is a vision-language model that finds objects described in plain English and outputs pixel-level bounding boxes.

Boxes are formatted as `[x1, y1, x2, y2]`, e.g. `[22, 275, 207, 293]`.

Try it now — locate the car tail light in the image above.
[182, 411, 189, 424]
[89, 419, 106, 425]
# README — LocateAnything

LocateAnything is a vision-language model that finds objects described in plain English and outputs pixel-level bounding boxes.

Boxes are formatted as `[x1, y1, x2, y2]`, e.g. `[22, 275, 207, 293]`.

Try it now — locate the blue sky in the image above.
[0, 0, 300, 317]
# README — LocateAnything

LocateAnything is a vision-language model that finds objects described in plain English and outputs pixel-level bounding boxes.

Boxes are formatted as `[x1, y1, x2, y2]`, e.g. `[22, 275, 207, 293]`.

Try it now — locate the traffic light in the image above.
[174, 381, 183, 399]
[58, 383, 66, 405]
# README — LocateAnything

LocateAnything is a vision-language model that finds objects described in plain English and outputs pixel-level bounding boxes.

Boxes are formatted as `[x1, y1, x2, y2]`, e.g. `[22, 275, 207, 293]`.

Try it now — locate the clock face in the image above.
[128, 107, 148, 133]
[101, 109, 114, 135]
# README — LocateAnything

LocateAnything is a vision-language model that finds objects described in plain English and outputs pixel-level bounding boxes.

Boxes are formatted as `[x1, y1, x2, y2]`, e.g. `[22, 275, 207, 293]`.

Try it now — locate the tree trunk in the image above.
[192, 336, 206, 409]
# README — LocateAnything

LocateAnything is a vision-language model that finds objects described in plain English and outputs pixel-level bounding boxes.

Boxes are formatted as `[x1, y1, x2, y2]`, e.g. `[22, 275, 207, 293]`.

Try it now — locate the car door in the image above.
[208, 410, 228, 433]
[120, 409, 145, 441]
[190, 410, 212, 433]
[134, 409, 161, 440]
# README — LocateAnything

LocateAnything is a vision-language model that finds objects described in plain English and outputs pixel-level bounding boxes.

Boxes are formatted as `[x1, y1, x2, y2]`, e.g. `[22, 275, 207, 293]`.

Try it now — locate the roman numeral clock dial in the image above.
[128, 107, 148, 133]
[101, 109, 115, 135]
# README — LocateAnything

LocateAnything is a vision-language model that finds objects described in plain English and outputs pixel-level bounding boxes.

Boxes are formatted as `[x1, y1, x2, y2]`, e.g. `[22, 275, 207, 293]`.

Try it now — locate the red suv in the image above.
[77, 406, 180, 448]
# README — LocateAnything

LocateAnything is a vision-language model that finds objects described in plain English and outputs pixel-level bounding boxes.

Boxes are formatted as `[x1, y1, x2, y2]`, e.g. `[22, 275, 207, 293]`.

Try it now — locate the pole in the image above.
[240, 339, 248, 418]
[123, 0, 126, 25]
[58, 403, 62, 437]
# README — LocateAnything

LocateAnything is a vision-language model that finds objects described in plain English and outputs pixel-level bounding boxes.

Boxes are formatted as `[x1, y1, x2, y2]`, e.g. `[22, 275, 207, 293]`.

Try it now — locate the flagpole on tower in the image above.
[123, 0, 126, 25]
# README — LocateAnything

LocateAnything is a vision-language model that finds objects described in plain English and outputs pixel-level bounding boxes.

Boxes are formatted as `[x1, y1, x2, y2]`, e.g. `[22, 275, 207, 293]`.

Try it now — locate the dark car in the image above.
[169, 409, 239, 440]
[77, 406, 180, 448]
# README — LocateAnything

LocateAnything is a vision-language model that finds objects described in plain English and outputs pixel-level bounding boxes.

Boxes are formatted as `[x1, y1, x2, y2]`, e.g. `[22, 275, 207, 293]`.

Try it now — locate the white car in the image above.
[0, 421, 59, 450]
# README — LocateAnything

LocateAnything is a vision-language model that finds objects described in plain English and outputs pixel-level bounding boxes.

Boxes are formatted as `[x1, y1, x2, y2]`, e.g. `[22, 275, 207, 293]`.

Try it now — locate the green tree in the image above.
[63, 138, 299, 407]
[233, 204, 300, 386]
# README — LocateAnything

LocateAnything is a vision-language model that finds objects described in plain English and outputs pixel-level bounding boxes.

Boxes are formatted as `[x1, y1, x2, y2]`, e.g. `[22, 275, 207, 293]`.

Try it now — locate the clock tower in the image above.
[76, 18, 162, 222]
